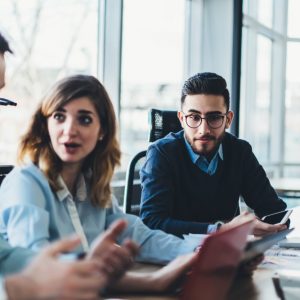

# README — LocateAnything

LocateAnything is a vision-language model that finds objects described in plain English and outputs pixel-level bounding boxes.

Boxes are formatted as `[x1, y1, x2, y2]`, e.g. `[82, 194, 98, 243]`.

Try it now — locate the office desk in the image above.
[105, 265, 279, 300]
[105, 208, 300, 300]
[270, 178, 300, 196]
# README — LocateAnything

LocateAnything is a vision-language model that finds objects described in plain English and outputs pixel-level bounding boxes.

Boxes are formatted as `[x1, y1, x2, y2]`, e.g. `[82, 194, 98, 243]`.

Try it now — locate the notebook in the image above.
[180, 218, 254, 300]
[179, 221, 293, 300]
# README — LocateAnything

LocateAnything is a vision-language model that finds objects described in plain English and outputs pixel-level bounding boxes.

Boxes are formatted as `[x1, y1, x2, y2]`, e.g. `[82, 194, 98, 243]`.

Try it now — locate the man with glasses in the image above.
[140, 72, 287, 237]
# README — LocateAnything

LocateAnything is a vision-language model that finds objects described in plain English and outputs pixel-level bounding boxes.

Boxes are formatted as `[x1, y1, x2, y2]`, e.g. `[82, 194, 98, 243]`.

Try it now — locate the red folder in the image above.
[180, 218, 254, 300]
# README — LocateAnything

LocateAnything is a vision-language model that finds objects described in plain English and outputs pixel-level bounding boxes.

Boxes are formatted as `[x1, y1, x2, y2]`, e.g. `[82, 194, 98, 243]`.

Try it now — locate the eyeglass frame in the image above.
[181, 111, 229, 129]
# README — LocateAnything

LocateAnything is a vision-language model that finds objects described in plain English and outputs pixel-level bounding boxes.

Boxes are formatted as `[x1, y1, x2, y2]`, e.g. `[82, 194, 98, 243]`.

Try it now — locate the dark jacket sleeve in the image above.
[240, 142, 287, 218]
[140, 143, 209, 237]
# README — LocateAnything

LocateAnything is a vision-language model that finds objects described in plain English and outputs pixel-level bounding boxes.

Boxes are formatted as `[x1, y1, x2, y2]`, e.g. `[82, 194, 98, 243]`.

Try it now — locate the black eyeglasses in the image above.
[182, 112, 228, 129]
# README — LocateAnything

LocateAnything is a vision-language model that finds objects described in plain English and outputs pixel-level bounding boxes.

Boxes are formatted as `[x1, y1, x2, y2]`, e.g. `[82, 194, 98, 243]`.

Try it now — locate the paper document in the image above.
[277, 270, 300, 300]
[260, 245, 300, 269]
[265, 245, 300, 258]
[261, 256, 300, 270]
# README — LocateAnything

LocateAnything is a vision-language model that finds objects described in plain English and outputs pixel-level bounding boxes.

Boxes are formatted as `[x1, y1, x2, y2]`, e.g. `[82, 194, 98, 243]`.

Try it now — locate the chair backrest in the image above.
[0, 165, 14, 186]
[148, 108, 182, 142]
[123, 109, 181, 215]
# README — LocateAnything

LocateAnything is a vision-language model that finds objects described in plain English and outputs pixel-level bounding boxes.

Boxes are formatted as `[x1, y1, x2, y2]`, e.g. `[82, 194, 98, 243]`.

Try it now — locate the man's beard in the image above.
[187, 131, 226, 159]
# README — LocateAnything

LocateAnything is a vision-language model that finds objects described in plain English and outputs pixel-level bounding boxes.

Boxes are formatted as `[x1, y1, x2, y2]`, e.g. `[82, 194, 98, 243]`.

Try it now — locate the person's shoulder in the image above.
[10, 162, 44, 179]
[2, 162, 49, 189]
[0, 163, 52, 209]
[151, 130, 184, 151]
[224, 132, 252, 150]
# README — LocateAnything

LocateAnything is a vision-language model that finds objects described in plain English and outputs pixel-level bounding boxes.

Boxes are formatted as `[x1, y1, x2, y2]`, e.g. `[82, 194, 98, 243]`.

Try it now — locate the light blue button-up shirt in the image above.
[184, 137, 224, 175]
[0, 163, 199, 264]
[0, 234, 35, 299]
[184, 137, 224, 233]
[0, 278, 7, 300]
[0, 236, 33, 275]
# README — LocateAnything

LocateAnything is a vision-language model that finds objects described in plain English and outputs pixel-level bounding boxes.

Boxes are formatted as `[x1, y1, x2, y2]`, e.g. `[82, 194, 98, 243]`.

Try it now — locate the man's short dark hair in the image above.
[0, 32, 13, 55]
[181, 72, 230, 111]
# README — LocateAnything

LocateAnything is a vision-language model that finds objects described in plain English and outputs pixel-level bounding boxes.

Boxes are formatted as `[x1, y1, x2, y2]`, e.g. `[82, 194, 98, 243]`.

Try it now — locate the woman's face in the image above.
[47, 96, 101, 169]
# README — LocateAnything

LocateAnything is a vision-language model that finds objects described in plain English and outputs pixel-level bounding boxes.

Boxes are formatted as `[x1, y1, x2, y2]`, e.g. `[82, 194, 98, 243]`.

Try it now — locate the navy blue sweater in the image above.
[140, 131, 286, 237]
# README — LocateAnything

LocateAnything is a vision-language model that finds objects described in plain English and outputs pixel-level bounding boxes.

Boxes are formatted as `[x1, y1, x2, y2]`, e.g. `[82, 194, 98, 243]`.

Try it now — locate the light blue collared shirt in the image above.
[184, 137, 224, 175]
[0, 278, 7, 300]
[184, 137, 224, 233]
[0, 234, 34, 276]
[0, 163, 199, 264]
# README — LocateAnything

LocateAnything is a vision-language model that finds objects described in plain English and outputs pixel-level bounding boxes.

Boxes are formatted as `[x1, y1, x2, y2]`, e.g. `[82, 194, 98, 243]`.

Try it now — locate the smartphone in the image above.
[261, 209, 293, 225]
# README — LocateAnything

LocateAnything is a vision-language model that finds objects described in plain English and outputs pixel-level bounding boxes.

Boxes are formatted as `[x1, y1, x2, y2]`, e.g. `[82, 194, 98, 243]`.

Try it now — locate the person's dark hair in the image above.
[181, 72, 230, 111]
[0, 32, 13, 55]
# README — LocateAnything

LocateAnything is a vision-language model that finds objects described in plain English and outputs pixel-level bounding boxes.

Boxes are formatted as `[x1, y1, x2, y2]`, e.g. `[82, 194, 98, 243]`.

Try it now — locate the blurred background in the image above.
[0, 0, 299, 196]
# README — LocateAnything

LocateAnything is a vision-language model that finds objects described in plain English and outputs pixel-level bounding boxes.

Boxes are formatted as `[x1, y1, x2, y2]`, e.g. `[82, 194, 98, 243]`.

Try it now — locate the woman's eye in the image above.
[79, 115, 93, 125]
[53, 112, 65, 121]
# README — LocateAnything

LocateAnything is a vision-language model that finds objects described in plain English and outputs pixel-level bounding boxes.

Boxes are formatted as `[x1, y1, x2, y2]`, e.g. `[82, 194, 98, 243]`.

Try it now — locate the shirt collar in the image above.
[184, 135, 224, 164]
[56, 173, 88, 202]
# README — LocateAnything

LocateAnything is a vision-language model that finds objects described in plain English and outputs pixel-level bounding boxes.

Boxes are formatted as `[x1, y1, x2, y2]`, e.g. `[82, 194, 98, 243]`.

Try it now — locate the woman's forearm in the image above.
[109, 271, 159, 293]
[108, 253, 196, 293]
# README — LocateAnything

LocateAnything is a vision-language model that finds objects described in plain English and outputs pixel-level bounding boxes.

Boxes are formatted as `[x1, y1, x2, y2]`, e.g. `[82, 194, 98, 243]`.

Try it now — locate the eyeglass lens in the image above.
[186, 114, 225, 129]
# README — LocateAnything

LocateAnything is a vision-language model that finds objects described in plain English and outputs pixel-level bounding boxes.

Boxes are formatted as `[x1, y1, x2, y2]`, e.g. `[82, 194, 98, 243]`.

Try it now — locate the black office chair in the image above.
[0, 165, 14, 186]
[123, 108, 182, 215]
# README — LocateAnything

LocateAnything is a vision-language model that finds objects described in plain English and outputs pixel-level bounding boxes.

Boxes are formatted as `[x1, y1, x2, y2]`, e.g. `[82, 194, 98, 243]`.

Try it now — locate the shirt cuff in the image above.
[207, 224, 218, 233]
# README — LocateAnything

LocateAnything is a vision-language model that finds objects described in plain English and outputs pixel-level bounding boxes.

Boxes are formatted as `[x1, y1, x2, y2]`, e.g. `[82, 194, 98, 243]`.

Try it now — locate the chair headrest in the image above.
[148, 108, 182, 142]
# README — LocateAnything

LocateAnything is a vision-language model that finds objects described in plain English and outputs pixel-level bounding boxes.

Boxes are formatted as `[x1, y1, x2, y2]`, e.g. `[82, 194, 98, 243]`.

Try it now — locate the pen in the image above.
[0, 97, 17, 106]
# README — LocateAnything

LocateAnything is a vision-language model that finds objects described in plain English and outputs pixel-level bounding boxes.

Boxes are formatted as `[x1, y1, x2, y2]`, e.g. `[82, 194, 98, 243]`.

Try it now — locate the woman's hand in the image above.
[88, 219, 139, 283]
[111, 253, 197, 293]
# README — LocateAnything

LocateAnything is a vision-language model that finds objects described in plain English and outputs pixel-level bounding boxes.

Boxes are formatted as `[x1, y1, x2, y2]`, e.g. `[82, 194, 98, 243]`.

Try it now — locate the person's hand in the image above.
[220, 211, 287, 236]
[6, 236, 107, 300]
[220, 211, 256, 232]
[237, 254, 264, 277]
[88, 219, 139, 283]
[149, 253, 198, 292]
[252, 218, 287, 237]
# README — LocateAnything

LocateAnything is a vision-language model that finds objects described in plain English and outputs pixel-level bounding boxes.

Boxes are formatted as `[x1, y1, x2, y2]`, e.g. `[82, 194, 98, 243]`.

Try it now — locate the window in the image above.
[241, 0, 300, 178]
[1, 0, 198, 174]
[285, 0, 300, 173]
[120, 0, 186, 168]
[0, 0, 98, 163]
[287, 0, 300, 38]
[252, 35, 272, 162]
[285, 42, 300, 165]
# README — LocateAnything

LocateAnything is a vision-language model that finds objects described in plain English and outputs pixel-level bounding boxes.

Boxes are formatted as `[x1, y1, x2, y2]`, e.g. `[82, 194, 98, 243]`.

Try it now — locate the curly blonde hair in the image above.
[18, 75, 121, 207]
